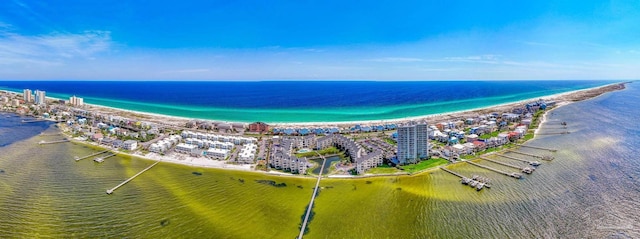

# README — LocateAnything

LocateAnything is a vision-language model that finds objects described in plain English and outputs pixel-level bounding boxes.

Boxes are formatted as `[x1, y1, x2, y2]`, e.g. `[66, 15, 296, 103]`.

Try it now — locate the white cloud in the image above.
[366, 57, 424, 62]
[0, 29, 112, 65]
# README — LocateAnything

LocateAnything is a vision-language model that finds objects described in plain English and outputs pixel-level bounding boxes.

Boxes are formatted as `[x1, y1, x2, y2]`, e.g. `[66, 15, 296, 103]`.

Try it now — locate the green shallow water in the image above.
[1, 84, 640, 238]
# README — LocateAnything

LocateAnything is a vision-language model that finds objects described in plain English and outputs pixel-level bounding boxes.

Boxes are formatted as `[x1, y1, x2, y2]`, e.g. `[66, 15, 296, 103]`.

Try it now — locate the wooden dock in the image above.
[440, 167, 464, 178]
[38, 139, 70, 145]
[298, 152, 327, 239]
[480, 156, 534, 174]
[94, 153, 116, 163]
[75, 150, 110, 161]
[497, 154, 540, 166]
[515, 144, 557, 152]
[22, 119, 48, 123]
[39, 132, 62, 136]
[466, 161, 522, 179]
[508, 150, 554, 160]
[536, 131, 570, 135]
[106, 160, 161, 195]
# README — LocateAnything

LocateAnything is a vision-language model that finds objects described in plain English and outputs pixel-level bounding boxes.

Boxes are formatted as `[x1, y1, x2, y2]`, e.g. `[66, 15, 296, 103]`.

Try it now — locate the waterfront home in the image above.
[472, 141, 487, 151]
[205, 148, 229, 160]
[466, 134, 479, 142]
[237, 143, 257, 164]
[112, 140, 123, 148]
[497, 133, 510, 144]
[355, 150, 383, 174]
[100, 138, 113, 146]
[122, 140, 138, 150]
[175, 143, 198, 154]
[92, 133, 104, 142]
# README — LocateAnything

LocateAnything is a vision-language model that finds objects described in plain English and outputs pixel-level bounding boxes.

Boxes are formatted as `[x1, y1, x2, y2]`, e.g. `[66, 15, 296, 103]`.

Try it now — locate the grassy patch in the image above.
[367, 164, 401, 174]
[400, 158, 449, 173]
[383, 138, 397, 146]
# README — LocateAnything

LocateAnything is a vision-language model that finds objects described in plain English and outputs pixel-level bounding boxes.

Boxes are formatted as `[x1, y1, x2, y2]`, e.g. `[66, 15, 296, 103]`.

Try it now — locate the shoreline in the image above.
[0, 81, 627, 127]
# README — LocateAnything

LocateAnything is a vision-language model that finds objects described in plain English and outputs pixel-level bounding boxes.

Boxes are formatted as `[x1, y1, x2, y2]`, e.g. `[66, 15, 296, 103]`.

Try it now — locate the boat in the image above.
[476, 182, 485, 191]
[529, 161, 541, 166]
[521, 167, 534, 174]
[93, 157, 104, 163]
[460, 177, 471, 185]
[470, 180, 478, 187]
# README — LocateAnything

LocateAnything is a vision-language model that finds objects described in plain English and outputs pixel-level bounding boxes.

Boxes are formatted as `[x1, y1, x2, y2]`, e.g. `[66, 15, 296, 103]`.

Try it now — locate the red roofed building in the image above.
[249, 122, 269, 133]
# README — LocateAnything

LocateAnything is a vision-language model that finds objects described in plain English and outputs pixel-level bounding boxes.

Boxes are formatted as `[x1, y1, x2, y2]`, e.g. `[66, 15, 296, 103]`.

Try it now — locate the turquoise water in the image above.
[0, 81, 616, 123]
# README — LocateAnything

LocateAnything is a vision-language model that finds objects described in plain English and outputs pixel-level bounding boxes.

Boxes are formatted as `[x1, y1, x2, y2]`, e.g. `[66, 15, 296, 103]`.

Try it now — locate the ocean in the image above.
[0, 82, 638, 238]
[0, 80, 617, 123]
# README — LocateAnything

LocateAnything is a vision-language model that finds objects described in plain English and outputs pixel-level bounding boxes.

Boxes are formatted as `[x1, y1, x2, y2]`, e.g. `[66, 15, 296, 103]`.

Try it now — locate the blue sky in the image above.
[1, 0, 639, 80]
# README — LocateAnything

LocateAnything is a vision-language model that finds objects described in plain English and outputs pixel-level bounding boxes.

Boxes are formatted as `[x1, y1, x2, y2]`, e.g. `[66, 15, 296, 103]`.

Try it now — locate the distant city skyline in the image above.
[1, 0, 639, 80]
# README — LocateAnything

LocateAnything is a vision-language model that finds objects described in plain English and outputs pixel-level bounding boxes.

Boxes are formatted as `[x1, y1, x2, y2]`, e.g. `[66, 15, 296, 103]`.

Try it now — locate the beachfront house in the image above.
[205, 148, 229, 160]
[122, 140, 138, 150]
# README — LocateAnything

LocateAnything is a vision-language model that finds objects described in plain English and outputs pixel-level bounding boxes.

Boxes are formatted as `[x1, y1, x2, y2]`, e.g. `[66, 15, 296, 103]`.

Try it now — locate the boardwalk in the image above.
[515, 144, 557, 152]
[298, 152, 327, 239]
[75, 150, 110, 161]
[466, 161, 522, 179]
[38, 139, 70, 145]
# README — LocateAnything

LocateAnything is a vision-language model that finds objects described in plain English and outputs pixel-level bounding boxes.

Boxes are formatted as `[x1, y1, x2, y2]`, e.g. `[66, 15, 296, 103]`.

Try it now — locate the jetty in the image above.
[39, 132, 62, 136]
[21, 119, 48, 123]
[440, 167, 464, 178]
[515, 144, 557, 152]
[38, 139, 70, 145]
[497, 154, 541, 166]
[480, 156, 534, 174]
[106, 160, 161, 194]
[508, 150, 554, 160]
[440, 167, 491, 190]
[466, 161, 522, 179]
[75, 150, 110, 161]
[298, 152, 327, 239]
[94, 153, 116, 163]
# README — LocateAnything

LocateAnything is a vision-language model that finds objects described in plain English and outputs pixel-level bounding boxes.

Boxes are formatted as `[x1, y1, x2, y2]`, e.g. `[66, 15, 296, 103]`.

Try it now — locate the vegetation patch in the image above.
[295, 146, 340, 158]
[255, 180, 287, 187]
[192, 172, 202, 176]
[400, 158, 449, 173]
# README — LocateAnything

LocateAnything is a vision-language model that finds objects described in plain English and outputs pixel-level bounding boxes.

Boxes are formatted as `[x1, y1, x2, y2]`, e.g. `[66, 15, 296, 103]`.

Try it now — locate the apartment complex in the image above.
[397, 122, 429, 165]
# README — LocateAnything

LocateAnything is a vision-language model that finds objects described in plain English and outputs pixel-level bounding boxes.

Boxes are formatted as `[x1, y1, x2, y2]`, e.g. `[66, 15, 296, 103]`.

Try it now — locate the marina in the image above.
[440, 167, 491, 191]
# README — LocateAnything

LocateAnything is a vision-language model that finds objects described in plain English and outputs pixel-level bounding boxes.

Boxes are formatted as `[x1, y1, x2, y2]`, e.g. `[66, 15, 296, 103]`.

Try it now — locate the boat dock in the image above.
[497, 154, 540, 166]
[75, 150, 110, 161]
[440, 167, 464, 178]
[466, 161, 522, 179]
[508, 150, 554, 160]
[106, 160, 161, 195]
[39, 132, 62, 136]
[515, 144, 557, 152]
[536, 131, 570, 135]
[94, 153, 116, 163]
[480, 156, 534, 174]
[38, 139, 70, 145]
[298, 152, 327, 239]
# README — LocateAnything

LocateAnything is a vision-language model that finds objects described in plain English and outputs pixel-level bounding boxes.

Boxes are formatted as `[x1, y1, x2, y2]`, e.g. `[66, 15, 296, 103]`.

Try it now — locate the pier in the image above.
[298, 152, 327, 239]
[39, 132, 62, 136]
[515, 144, 557, 152]
[94, 153, 116, 163]
[466, 161, 522, 179]
[480, 156, 534, 174]
[75, 150, 110, 161]
[536, 131, 570, 135]
[497, 154, 540, 166]
[106, 160, 161, 194]
[440, 167, 464, 178]
[508, 150, 554, 160]
[38, 139, 70, 145]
